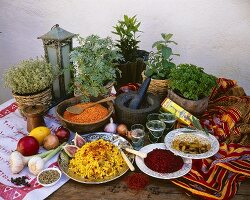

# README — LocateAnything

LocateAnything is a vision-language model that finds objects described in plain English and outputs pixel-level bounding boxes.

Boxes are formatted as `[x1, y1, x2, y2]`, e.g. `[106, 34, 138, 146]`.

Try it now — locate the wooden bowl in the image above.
[56, 96, 114, 133]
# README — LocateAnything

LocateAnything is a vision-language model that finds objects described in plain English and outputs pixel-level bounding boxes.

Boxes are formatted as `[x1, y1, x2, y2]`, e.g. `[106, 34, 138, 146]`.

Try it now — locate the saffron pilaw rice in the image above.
[68, 139, 126, 181]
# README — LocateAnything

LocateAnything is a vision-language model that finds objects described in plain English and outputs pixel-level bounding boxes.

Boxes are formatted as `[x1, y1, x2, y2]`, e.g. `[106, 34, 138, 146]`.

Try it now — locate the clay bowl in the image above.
[167, 89, 208, 116]
[56, 96, 114, 133]
[114, 92, 160, 127]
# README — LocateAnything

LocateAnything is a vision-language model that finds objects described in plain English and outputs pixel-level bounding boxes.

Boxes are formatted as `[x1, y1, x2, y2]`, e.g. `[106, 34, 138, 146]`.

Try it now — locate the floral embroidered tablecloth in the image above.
[0, 99, 69, 200]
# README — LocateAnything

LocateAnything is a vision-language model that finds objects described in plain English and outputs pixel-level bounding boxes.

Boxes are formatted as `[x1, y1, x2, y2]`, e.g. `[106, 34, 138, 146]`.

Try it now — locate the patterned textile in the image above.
[171, 78, 250, 200]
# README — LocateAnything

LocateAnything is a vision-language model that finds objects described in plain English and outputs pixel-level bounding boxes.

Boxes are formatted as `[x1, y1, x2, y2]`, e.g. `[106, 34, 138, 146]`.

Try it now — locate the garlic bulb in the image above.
[28, 142, 66, 175]
[28, 156, 45, 176]
[104, 118, 117, 133]
[10, 150, 52, 174]
[10, 151, 32, 174]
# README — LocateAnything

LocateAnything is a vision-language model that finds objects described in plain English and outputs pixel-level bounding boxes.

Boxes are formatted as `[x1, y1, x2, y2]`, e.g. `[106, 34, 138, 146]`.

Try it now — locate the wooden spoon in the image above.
[66, 96, 116, 115]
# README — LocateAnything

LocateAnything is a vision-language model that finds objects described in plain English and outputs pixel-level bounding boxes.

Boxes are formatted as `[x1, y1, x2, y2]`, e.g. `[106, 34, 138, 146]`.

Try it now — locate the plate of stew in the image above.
[164, 128, 220, 159]
[135, 143, 192, 179]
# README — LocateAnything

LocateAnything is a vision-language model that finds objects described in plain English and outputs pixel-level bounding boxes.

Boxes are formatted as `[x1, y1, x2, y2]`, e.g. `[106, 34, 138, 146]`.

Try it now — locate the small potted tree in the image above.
[3, 57, 56, 114]
[168, 63, 217, 115]
[142, 33, 179, 101]
[69, 34, 122, 99]
[112, 15, 149, 88]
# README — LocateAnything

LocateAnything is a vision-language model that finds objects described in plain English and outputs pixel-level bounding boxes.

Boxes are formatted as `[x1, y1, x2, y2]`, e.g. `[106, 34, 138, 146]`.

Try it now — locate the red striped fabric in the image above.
[171, 78, 250, 200]
[171, 143, 250, 200]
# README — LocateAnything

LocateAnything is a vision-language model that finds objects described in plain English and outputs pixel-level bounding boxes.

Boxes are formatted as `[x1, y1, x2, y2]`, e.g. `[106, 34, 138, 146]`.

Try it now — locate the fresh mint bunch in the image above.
[145, 33, 180, 80]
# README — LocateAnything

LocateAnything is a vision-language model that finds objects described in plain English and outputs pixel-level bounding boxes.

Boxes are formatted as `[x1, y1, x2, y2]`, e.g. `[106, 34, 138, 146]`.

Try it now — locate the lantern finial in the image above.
[51, 24, 60, 30]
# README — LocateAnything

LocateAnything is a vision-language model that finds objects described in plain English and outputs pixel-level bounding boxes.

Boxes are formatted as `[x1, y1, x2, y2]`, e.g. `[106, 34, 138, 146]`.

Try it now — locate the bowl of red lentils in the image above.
[37, 168, 62, 187]
[56, 95, 114, 133]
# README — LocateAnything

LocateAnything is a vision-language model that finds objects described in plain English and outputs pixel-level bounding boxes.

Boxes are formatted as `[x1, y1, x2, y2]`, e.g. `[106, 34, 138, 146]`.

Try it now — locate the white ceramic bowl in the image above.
[37, 167, 62, 187]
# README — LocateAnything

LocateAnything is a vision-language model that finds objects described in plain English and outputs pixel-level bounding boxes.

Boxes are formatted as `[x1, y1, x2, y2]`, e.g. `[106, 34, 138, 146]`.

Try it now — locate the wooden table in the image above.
[47, 132, 250, 200]
[47, 170, 250, 200]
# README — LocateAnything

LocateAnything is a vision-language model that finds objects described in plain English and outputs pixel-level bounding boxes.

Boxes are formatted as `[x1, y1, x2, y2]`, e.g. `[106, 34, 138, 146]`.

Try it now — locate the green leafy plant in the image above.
[4, 58, 55, 95]
[144, 33, 180, 80]
[112, 15, 141, 63]
[69, 34, 122, 98]
[169, 64, 217, 100]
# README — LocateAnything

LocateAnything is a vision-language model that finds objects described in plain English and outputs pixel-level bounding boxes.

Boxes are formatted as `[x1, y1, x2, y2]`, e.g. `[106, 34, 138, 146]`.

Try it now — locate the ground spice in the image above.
[38, 169, 60, 184]
[63, 103, 109, 123]
[124, 172, 150, 190]
[144, 148, 183, 173]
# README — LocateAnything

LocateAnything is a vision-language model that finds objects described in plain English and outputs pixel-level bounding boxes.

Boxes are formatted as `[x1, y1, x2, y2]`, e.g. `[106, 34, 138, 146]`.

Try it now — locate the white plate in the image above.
[164, 128, 220, 159]
[135, 143, 192, 179]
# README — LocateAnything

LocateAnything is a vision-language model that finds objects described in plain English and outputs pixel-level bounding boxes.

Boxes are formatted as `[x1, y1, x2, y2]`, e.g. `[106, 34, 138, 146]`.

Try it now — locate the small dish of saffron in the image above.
[135, 143, 192, 179]
[144, 148, 184, 173]
[37, 168, 62, 187]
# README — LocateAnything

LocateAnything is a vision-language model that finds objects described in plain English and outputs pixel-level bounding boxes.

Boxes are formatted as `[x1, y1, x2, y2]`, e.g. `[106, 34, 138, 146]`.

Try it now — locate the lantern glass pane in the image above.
[62, 44, 71, 92]
[47, 46, 60, 98]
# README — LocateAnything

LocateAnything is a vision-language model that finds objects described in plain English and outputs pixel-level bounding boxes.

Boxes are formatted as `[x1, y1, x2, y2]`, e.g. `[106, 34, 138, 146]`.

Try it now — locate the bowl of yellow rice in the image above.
[58, 132, 134, 184]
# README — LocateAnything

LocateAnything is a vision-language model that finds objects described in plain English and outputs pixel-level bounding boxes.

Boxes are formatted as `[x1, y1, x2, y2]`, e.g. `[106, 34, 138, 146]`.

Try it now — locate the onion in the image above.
[104, 118, 117, 133]
[116, 124, 128, 136]
[55, 126, 70, 143]
[43, 135, 60, 150]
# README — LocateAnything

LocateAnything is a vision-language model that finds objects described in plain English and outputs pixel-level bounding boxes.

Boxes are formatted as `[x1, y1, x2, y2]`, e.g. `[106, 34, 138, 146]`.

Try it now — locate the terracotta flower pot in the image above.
[167, 89, 208, 116]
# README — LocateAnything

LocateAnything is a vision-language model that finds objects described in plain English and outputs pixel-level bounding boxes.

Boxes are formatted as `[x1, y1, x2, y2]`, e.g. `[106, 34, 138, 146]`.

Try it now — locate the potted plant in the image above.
[142, 33, 179, 100]
[168, 63, 217, 115]
[3, 57, 56, 114]
[112, 15, 149, 88]
[69, 34, 122, 99]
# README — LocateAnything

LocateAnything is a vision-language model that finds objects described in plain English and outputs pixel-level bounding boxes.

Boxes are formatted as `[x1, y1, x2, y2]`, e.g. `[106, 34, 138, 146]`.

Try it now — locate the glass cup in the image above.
[130, 124, 145, 150]
[146, 120, 166, 143]
[158, 112, 176, 130]
[147, 113, 160, 121]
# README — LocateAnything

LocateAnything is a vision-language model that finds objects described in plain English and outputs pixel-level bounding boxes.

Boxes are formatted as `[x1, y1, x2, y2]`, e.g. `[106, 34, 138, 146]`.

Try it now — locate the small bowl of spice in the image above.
[37, 168, 62, 187]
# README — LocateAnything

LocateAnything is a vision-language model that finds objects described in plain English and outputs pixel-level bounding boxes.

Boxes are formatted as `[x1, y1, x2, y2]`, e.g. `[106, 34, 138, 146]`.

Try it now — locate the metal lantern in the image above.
[38, 24, 75, 100]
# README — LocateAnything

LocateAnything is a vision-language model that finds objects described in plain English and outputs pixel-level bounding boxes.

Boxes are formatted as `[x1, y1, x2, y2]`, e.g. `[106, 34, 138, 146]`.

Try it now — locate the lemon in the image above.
[29, 126, 51, 145]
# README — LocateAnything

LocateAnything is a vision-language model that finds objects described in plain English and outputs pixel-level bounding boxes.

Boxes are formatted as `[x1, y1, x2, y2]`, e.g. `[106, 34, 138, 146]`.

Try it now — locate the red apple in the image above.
[17, 136, 39, 156]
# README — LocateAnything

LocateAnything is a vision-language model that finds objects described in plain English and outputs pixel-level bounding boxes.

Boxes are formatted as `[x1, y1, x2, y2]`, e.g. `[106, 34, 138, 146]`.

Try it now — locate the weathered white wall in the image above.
[0, 0, 249, 104]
